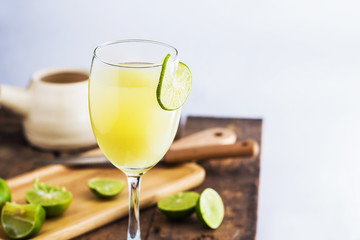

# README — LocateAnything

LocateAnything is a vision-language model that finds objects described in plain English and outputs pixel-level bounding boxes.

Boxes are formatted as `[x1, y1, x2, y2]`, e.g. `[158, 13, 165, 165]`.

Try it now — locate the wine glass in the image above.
[89, 39, 181, 239]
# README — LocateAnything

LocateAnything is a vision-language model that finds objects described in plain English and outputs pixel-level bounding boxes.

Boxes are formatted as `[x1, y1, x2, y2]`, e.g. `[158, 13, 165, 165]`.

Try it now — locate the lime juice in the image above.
[89, 40, 192, 240]
[89, 63, 181, 175]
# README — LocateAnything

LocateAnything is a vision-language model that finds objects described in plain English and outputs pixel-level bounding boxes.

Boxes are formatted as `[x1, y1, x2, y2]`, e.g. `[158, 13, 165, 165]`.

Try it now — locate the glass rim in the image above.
[93, 39, 179, 68]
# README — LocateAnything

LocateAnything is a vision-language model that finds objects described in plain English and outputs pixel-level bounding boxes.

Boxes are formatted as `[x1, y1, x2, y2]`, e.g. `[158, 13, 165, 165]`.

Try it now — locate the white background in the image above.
[2, 1, 360, 239]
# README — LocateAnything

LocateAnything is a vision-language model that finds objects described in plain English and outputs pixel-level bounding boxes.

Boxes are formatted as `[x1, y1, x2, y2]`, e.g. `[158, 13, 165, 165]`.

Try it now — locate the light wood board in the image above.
[0, 163, 205, 239]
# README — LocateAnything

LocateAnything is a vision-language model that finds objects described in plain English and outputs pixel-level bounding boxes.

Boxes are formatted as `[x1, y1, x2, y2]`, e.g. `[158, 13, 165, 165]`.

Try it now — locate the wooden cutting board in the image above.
[0, 128, 239, 239]
[0, 163, 205, 240]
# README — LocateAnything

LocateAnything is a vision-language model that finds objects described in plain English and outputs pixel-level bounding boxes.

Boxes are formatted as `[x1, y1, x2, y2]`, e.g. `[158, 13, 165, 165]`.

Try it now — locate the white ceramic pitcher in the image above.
[0, 68, 96, 151]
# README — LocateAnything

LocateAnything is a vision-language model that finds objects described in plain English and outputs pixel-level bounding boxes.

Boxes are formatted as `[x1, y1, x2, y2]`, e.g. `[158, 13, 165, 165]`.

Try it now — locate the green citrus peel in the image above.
[88, 178, 125, 199]
[195, 188, 224, 229]
[1, 202, 45, 239]
[157, 54, 192, 111]
[157, 192, 199, 220]
[0, 178, 11, 208]
[25, 179, 72, 217]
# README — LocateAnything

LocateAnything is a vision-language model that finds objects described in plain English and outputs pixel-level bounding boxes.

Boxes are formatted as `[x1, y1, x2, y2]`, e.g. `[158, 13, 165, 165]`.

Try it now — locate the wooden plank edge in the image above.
[6, 165, 66, 188]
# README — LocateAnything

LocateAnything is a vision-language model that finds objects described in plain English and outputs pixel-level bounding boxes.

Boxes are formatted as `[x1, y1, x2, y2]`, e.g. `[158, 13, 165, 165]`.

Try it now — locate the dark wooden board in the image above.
[145, 117, 262, 240]
[0, 108, 262, 240]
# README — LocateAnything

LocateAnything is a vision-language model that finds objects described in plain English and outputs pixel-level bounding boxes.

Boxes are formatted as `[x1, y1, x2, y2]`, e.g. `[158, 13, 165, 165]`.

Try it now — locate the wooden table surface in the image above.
[0, 108, 262, 240]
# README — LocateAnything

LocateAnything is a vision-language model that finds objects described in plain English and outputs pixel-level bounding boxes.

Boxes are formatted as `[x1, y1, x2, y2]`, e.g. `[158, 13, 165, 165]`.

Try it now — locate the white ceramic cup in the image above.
[0, 67, 97, 151]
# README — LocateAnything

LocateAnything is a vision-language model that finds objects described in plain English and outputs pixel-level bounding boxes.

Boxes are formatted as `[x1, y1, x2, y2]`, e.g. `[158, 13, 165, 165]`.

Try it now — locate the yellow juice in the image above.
[89, 63, 181, 175]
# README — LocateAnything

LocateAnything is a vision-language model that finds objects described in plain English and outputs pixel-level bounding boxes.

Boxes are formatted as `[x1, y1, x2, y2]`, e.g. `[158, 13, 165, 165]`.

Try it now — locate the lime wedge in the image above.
[1, 202, 45, 239]
[88, 178, 125, 198]
[157, 54, 192, 111]
[0, 178, 11, 208]
[195, 188, 224, 229]
[157, 192, 199, 220]
[25, 179, 72, 217]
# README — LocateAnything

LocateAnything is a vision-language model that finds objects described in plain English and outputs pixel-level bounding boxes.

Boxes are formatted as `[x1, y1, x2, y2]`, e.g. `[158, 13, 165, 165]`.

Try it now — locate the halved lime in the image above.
[88, 178, 125, 199]
[1, 202, 45, 239]
[0, 178, 11, 208]
[195, 188, 224, 229]
[25, 179, 72, 217]
[157, 191, 199, 220]
[157, 54, 192, 111]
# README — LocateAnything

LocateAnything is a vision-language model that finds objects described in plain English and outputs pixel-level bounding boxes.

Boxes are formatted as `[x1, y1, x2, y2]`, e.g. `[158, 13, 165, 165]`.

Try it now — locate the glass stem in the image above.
[127, 175, 142, 240]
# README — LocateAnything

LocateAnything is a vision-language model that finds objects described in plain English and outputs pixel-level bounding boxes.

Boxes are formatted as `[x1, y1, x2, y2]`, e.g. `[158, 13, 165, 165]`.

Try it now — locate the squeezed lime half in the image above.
[25, 179, 72, 217]
[157, 54, 192, 111]
[0, 178, 11, 208]
[195, 188, 224, 229]
[88, 178, 125, 199]
[158, 191, 200, 220]
[1, 202, 45, 239]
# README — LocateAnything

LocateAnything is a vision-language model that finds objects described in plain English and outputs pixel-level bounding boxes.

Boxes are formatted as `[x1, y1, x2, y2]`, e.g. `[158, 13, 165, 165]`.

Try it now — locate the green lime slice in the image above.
[25, 179, 72, 217]
[195, 188, 224, 229]
[157, 191, 199, 220]
[0, 178, 11, 208]
[157, 54, 192, 111]
[88, 178, 125, 199]
[1, 202, 45, 239]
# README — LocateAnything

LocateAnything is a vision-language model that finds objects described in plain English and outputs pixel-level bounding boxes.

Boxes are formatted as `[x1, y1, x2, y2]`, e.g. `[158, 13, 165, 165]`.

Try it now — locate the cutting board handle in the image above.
[170, 127, 237, 150]
[165, 139, 259, 164]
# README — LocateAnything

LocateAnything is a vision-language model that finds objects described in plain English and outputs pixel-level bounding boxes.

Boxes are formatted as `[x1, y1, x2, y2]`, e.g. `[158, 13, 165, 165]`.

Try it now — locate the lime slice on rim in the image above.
[157, 54, 192, 111]
[88, 178, 125, 199]
[25, 179, 72, 217]
[195, 188, 224, 229]
[0, 178, 11, 208]
[1, 202, 45, 239]
[157, 192, 199, 220]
